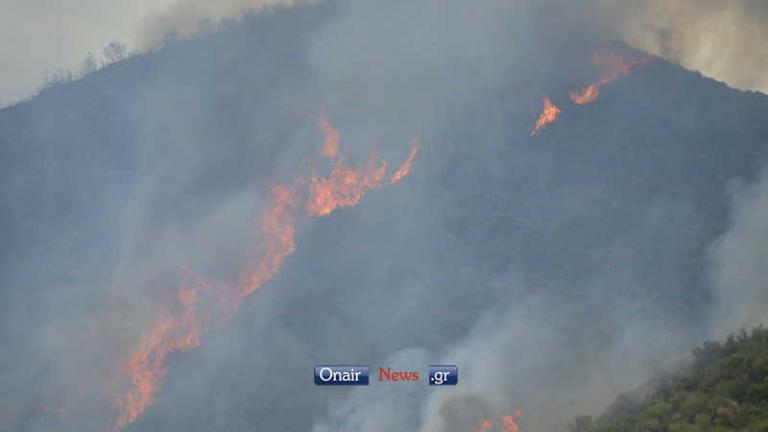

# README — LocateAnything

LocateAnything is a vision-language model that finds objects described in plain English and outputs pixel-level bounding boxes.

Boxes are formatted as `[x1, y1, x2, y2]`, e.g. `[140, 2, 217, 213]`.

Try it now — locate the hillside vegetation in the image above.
[572, 327, 768, 432]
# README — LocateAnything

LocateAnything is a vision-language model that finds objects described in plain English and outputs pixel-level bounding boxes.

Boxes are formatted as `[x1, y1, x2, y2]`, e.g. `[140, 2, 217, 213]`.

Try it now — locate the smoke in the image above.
[1, 0, 765, 106]
[0, 0, 310, 105]
[126, 0, 768, 95]
[136, 0, 316, 48]
[312, 349, 431, 432]
[597, 0, 768, 94]
[710, 170, 768, 336]
[1, 0, 767, 431]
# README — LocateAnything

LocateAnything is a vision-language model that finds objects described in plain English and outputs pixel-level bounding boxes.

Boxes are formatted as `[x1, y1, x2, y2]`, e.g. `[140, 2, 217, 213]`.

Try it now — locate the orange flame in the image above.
[472, 411, 523, 432]
[306, 154, 388, 216]
[570, 84, 600, 105]
[571, 52, 653, 104]
[473, 419, 495, 432]
[111, 116, 419, 430]
[390, 140, 420, 184]
[500, 410, 523, 432]
[240, 183, 300, 297]
[114, 285, 202, 430]
[531, 97, 561, 135]
[317, 117, 340, 160]
[306, 120, 419, 216]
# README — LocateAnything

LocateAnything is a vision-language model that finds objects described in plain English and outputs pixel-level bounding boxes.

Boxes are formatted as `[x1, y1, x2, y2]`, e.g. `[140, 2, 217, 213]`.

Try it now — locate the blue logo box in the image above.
[314, 365, 369, 385]
[428, 365, 458, 385]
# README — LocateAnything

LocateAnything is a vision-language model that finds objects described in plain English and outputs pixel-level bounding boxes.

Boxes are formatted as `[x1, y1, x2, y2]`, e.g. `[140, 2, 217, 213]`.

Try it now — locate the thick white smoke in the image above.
[710, 170, 768, 336]
[136, 0, 316, 48]
[1, 0, 765, 106]
[598, 0, 768, 94]
[118, 0, 768, 95]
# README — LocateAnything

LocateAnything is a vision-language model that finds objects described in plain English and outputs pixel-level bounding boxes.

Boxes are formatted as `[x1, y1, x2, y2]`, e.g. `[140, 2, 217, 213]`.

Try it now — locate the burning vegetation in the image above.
[531, 97, 562, 135]
[472, 410, 523, 432]
[111, 117, 419, 431]
[531, 51, 653, 135]
[570, 52, 653, 105]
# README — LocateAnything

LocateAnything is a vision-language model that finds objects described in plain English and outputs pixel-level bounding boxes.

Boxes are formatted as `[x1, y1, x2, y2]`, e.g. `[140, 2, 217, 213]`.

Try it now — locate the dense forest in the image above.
[572, 327, 768, 432]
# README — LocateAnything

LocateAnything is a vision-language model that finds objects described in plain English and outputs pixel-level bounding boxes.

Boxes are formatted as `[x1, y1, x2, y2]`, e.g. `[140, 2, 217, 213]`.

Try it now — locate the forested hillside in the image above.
[572, 327, 768, 432]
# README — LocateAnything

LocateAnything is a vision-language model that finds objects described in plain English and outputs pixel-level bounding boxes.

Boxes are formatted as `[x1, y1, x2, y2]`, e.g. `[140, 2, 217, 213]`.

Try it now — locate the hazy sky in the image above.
[0, 0, 765, 104]
[0, 0, 173, 104]
[0, 0, 303, 105]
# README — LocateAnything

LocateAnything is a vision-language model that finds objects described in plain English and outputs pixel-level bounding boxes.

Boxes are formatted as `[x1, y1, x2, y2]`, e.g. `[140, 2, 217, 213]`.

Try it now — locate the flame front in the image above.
[472, 410, 523, 432]
[570, 84, 600, 105]
[306, 154, 388, 216]
[499, 411, 523, 432]
[571, 52, 653, 104]
[530, 51, 652, 135]
[240, 183, 299, 298]
[111, 116, 419, 430]
[390, 140, 420, 184]
[531, 97, 561, 135]
[473, 419, 495, 432]
[114, 285, 202, 430]
[307, 123, 420, 216]
[317, 117, 340, 161]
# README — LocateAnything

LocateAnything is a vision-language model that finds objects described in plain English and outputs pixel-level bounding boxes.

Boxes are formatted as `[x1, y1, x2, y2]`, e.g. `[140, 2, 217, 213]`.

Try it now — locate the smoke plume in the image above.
[710, 170, 768, 336]
[1, 1, 767, 432]
[597, 0, 768, 94]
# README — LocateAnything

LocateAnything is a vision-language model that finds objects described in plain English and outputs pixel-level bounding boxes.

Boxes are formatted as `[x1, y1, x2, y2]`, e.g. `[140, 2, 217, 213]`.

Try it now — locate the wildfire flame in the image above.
[390, 140, 420, 184]
[240, 182, 300, 298]
[531, 97, 561, 135]
[114, 285, 203, 430]
[111, 116, 419, 431]
[570, 52, 653, 104]
[530, 51, 652, 134]
[306, 128, 420, 217]
[317, 117, 340, 160]
[499, 412, 523, 432]
[473, 419, 495, 432]
[571, 84, 600, 105]
[306, 154, 388, 216]
[472, 411, 523, 432]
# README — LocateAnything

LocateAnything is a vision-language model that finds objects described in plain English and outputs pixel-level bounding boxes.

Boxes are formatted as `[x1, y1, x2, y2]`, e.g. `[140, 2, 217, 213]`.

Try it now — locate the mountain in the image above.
[1, 1, 768, 431]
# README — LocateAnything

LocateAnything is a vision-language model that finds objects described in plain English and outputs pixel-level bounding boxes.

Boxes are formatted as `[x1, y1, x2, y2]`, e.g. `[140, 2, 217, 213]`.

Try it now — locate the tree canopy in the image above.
[572, 326, 768, 432]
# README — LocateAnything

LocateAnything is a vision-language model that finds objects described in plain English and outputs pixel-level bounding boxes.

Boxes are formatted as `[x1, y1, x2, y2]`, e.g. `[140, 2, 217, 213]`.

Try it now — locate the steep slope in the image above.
[1, 1, 768, 431]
